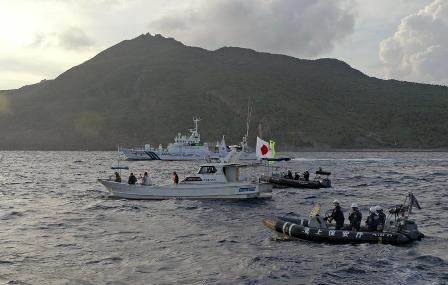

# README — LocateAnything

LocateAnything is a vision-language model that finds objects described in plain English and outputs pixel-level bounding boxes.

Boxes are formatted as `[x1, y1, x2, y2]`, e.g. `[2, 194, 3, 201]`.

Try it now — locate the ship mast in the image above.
[241, 98, 253, 151]
[189, 117, 201, 142]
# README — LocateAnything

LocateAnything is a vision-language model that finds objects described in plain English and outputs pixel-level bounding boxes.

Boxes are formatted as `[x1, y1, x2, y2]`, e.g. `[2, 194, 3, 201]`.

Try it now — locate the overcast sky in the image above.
[1, 0, 446, 90]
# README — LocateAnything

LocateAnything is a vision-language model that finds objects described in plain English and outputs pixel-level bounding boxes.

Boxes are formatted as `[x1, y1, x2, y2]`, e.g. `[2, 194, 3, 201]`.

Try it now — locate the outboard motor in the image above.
[385, 193, 424, 241]
[320, 178, 331, 188]
[400, 220, 424, 241]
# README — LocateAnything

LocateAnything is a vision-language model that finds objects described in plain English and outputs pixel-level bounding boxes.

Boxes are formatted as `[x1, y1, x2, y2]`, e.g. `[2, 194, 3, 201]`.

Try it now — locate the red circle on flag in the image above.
[261, 145, 269, 155]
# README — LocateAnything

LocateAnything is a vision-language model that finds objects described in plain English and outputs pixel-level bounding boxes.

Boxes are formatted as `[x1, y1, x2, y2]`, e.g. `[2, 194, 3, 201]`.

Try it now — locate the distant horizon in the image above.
[2, 147, 448, 152]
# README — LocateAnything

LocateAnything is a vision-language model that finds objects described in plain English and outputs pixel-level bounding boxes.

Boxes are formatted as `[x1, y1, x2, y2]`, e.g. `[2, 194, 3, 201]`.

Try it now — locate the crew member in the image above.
[376, 205, 386, 231]
[114, 171, 121, 183]
[324, 199, 345, 230]
[366, 207, 379, 231]
[172, 171, 179, 184]
[303, 171, 310, 181]
[142, 171, 151, 185]
[128, 173, 137, 185]
[348, 202, 362, 231]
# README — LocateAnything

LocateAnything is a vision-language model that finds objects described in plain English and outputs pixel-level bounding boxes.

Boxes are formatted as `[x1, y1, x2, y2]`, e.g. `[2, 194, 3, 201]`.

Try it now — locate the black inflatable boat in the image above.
[261, 170, 331, 189]
[263, 193, 424, 245]
[260, 159, 331, 189]
[265, 175, 322, 189]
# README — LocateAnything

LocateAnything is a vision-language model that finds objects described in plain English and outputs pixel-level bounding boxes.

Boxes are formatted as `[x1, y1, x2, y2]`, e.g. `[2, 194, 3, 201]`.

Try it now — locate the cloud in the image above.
[150, 0, 355, 58]
[31, 27, 94, 50]
[379, 0, 448, 85]
[59, 27, 94, 50]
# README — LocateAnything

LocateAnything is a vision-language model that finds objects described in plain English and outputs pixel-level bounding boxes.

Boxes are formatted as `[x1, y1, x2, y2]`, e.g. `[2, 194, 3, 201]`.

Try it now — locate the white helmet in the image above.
[333, 199, 340, 205]
[369, 206, 376, 213]
[375, 205, 382, 211]
[351, 202, 358, 208]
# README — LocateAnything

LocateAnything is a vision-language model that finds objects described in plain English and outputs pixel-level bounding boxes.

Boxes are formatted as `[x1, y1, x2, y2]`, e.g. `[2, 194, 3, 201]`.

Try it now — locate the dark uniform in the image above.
[128, 173, 137, 185]
[377, 209, 386, 231]
[294, 172, 300, 180]
[173, 172, 179, 184]
[114, 172, 121, 183]
[348, 208, 362, 231]
[303, 171, 310, 181]
[327, 204, 345, 230]
[366, 210, 379, 232]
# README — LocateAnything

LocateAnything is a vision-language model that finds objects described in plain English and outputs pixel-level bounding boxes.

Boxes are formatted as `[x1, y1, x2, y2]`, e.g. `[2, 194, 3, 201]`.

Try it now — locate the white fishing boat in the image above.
[119, 117, 225, 161]
[98, 152, 272, 200]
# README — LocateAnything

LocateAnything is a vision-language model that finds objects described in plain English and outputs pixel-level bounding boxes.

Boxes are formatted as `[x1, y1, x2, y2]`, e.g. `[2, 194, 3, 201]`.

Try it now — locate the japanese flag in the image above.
[256, 136, 272, 160]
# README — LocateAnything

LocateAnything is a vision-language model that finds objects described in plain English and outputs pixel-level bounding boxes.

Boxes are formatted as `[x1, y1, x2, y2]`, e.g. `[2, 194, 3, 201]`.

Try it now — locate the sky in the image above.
[0, 0, 446, 90]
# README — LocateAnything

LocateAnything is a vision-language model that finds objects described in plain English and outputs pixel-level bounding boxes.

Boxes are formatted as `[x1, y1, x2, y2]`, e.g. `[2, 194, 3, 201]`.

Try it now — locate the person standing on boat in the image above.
[324, 199, 345, 230]
[375, 205, 386, 231]
[366, 207, 379, 231]
[128, 173, 137, 185]
[142, 172, 151, 185]
[172, 172, 179, 184]
[294, 172, 300, 180]
[348, 203, 362, 231]
[303, 171, 310, 181]
[114, 172, 121, 183]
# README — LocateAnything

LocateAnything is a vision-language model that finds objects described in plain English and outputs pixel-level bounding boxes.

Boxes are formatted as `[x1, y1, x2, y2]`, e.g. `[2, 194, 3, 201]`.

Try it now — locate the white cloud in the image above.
[1, 0, 445, 89]
[0, 0, 357, 89]
[0, 0, 153, 89]
[379, 0, 448, 85]
[150, 0, 356, 58]
[31, 27, 94, 50]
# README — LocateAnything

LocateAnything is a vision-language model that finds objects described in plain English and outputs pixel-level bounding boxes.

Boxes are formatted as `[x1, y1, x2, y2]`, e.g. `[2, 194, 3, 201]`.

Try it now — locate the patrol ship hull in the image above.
[119, 148, 210, 161]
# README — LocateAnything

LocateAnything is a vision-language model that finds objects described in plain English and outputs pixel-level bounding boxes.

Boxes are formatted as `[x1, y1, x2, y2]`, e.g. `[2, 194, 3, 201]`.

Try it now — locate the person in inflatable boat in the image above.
[324, 199, 345, 230]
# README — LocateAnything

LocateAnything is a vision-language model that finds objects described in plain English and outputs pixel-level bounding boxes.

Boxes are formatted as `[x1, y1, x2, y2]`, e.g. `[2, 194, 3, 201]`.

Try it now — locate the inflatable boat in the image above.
[263, 193, 424, 245]
[262, 175, 322, 189]
[261, 170, 331, 189]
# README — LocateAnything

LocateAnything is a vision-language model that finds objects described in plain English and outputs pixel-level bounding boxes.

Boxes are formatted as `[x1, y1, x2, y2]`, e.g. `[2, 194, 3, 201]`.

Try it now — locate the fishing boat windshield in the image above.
[198, 166, 218, 174]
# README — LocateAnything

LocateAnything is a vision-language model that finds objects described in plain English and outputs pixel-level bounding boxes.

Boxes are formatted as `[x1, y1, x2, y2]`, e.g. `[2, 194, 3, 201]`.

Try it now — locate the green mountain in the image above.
[1, 33, 448, 150]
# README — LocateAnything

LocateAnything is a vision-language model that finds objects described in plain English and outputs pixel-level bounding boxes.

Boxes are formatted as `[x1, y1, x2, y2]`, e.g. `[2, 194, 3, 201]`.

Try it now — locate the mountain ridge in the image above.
[1, 33, 447, 150]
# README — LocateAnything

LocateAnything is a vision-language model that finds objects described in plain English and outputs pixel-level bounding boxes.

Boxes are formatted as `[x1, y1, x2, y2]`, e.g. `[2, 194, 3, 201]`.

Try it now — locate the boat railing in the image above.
[119, 146, 152, 151]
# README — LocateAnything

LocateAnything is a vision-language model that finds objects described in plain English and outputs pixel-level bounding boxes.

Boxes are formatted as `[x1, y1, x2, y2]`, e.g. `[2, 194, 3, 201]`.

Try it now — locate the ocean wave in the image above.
[415, 255, 447, 265]
[1, 151, 447, 284]
[0, 211, 23, 220]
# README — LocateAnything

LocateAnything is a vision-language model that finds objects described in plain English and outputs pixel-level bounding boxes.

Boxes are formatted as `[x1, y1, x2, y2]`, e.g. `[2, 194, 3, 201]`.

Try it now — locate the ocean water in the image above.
[0, 151, 447, 285]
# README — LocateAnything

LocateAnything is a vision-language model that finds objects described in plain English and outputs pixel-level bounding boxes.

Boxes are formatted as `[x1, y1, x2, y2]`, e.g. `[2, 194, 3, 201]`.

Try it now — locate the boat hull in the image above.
[120, 148, 258, 161]
[98, 179, 272, 200]
[261, 175, 323, 189]
[120, 148, 213, 161]
[238, 152, 257, 161]
[263, 216, 424, 245]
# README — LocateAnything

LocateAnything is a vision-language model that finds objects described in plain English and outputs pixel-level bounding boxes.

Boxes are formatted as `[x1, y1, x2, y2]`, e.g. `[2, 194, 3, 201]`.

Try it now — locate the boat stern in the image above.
[258, 182, 273, 193]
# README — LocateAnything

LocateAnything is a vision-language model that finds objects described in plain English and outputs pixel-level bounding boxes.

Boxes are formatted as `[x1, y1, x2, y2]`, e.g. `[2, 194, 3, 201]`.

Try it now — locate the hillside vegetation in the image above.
[1, 33, 448, 150]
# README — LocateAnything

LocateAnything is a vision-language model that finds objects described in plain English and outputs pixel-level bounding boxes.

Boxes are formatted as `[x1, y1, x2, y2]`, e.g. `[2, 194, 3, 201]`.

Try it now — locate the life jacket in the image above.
[332, 206, 345, 223]
[366, 213, 379, 231]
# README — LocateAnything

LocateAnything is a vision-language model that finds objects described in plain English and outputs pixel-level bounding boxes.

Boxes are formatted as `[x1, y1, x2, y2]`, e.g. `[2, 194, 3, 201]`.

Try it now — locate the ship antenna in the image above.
[190, 116, 201, 138]
[242, 97, 253, 149]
